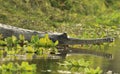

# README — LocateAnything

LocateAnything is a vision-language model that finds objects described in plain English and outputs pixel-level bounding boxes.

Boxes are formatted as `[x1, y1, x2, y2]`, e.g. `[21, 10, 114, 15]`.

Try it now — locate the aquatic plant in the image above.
[39, 34, 58, 47]
[59, 58, 103, 74]
[0, 34, 58, 55]
[59, 58, 91, 67]
[5, 36, 18, 47]
[31, 35, 39, 47]
[31, 34, 59, 47]
[84, 67, 102, 74]
[25, 46, 35, 53]
[0, 40, 6, 46]
[0, 62, 36, 72]
[20, 62, 36, 71]
[18, 34, 28, 47]
[30, 34, 58, 54]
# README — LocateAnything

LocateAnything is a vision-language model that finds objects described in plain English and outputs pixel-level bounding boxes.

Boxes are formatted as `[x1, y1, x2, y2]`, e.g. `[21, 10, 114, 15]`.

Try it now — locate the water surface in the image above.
[0, 39, 120, 74]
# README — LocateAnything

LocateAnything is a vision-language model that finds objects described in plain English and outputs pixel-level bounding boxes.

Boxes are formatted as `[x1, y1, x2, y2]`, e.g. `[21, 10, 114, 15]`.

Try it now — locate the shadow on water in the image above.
[0, 39, 120, 74]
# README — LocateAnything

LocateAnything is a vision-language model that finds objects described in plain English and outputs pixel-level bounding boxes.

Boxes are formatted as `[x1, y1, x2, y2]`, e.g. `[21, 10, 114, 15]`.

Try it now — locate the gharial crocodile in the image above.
[0, 23, 114, 45]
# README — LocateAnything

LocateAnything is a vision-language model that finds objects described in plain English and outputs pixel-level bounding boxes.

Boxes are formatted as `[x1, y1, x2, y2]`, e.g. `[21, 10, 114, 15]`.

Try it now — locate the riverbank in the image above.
[0, 0, 120, 39]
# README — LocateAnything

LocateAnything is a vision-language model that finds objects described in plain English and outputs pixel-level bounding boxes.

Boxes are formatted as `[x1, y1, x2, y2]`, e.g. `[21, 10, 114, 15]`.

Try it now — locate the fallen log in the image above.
[0, 23, 114, 45]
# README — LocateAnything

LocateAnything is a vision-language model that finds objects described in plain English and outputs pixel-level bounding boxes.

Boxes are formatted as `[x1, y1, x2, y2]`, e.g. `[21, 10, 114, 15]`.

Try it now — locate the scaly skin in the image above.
[0, 23, 114, 45]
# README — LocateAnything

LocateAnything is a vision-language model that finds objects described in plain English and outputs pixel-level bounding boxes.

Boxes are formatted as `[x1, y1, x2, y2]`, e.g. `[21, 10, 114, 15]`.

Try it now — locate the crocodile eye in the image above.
[61, 33, 68, 38]
[33, 31, 38, 35]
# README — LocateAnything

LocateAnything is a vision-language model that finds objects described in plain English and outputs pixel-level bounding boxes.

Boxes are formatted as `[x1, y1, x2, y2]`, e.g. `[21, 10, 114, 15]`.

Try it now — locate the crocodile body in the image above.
[0, 23, 114, 45]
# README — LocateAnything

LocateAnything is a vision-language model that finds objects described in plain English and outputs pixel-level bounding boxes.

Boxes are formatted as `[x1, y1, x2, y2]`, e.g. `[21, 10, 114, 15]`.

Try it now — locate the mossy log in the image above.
[0, 23, 114, 45]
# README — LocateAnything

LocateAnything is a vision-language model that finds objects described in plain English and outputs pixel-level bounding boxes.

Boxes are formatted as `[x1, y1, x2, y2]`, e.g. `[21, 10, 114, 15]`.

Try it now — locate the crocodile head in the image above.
[106, 37, 115, 42]
[49, 33, 68, 44]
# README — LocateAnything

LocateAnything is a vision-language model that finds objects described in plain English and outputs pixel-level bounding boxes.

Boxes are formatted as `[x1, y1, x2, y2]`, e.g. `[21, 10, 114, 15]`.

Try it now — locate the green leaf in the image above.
[12, 35, 17, 43]
[25, 46, 35, 53]
[21, 62, 29, 67]
[70, 59, 79, 66]
[19, 34, 25, 41]
[54, 40, 59, 46]
[31, 35, 39, 43]
[7, 62, 13, 70]
[21, 62, 36, 71]
[0, 40, 7, 45]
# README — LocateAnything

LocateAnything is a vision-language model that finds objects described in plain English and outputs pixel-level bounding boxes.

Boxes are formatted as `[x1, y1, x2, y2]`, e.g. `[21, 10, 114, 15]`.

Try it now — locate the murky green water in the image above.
[107, 39, 120, 74]
[0, 39, 120, 74]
